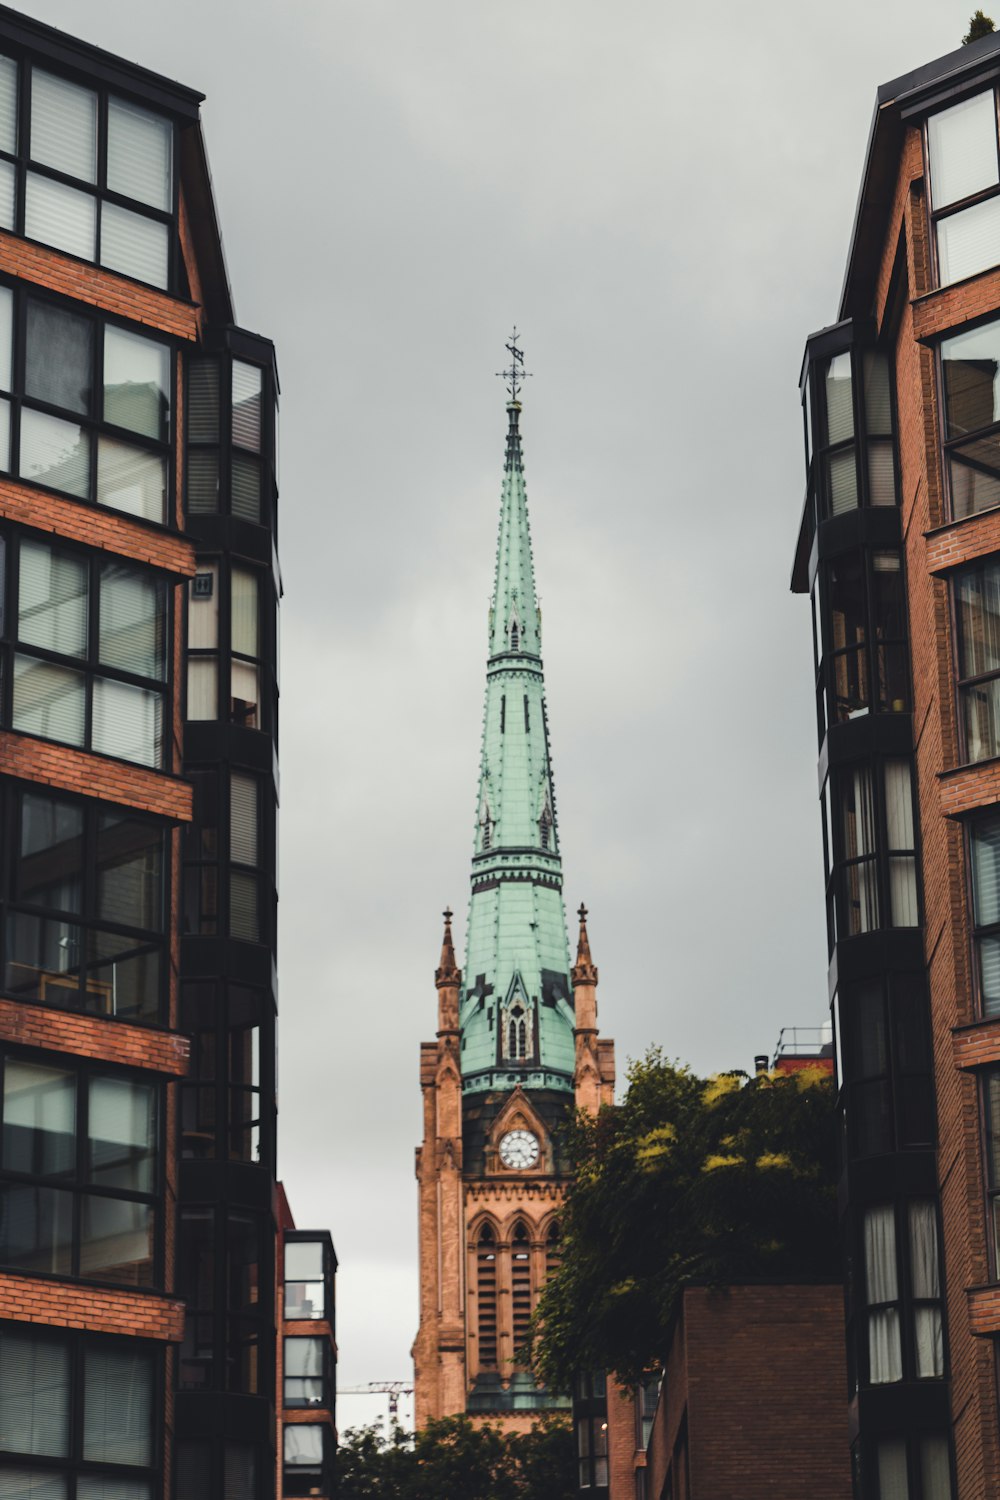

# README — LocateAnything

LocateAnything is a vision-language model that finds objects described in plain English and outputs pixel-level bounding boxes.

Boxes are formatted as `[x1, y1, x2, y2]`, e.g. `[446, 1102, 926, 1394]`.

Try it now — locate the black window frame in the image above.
[924, 86, 1000, 291]
[282, 1419, 334, 1498]
[282, 1333, 332, 1411]
[981, 1067, 1000, 1279]
[965, 809, 1000, 1020]
[179, 978, 273, 1171]
[813, 546, 911, 742]
[805, 344, 900, 525]
[0, 1047, 164, 1289]
[837, 972, 936, 1160]
[855, 1198, 947, 1391]
[283, 1231, 335, 1335]
[0, 49, 181, 294]
[184, 350, 275, 532]
[0, 1320, 163, 1496]
[828, 757, 921, 947]
[0, 526, 173, 770]
[937, 311, 1000, 522]
[177, 1203, 273, 1399]
[864, 1428, 956, 1500]
[0, 277, 177, 527]
[951, 553, 1000, 763]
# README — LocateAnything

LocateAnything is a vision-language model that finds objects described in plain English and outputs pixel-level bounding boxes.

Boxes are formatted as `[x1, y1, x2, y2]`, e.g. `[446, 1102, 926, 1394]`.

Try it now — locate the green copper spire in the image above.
[460, 338, 575, 1095]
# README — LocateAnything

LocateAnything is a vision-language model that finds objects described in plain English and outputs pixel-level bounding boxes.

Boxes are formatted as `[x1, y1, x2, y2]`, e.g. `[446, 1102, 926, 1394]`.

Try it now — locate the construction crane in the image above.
[337, 1381, 414, 1420]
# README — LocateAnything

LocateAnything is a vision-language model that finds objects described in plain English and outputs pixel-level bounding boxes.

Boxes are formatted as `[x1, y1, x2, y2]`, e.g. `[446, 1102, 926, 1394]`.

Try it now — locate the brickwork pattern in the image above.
[0, 477, 196, 577]
[0, 1269, 184, 1340]
[0, 731, 193, 820]
[0, 995, 189, 1075]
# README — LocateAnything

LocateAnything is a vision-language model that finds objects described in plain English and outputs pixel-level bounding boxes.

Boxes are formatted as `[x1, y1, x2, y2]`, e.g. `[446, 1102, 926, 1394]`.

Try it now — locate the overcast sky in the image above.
[10, 0, 977, 1427]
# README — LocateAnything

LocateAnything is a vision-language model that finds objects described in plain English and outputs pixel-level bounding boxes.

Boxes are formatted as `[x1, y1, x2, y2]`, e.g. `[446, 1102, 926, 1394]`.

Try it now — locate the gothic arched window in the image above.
[476, 1225, 498, 1370]
[510, 621, 519, 652]
[545, 1221, 562, 1283]
[507, 1003, 527, 1060]
[539, 807, 552, 851]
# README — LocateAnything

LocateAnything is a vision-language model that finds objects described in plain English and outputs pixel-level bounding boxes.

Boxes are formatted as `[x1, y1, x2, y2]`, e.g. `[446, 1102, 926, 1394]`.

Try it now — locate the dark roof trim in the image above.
[179, 122, 233, 328]
[840, 29, 1000, 321]
[0, 3, 203, 119]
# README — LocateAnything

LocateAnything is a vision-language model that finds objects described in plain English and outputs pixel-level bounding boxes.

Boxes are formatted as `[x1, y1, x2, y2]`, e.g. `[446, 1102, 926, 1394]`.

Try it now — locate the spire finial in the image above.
[436, 906, 460, 990]
[496, 327, 533, 402]
[573, 901, 597, 985]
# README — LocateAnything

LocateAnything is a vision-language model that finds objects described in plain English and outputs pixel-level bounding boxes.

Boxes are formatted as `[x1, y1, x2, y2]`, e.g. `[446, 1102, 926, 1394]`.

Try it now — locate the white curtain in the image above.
[910, 1200, 944, 1378]
[877, 1441, 909, 1500]
[920, 1436, 953, 1500]
[865, 1205, 902, 1384]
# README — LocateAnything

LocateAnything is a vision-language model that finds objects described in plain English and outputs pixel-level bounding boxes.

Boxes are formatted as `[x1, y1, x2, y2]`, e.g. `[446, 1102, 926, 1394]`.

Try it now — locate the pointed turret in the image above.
[460, 338, 576, 1095]
[436, 908, 461, 1034]
[573, 902, 613, 1116]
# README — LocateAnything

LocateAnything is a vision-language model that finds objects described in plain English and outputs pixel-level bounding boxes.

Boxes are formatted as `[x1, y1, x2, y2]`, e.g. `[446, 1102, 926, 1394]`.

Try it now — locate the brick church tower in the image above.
[413, 340, 615, 1428]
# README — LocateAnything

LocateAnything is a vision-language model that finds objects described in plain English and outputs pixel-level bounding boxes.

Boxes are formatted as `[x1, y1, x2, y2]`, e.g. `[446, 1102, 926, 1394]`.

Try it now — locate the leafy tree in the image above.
[529, 1050, 839, 1387]
[964, 10, 996, 42]
[336, 1413, 575, 1500]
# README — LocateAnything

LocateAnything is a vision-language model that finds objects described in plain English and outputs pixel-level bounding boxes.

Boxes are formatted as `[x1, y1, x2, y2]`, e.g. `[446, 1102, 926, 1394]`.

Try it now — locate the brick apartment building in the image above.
[0, 8, 334, 1499]
[791, 27, 1000, 1500]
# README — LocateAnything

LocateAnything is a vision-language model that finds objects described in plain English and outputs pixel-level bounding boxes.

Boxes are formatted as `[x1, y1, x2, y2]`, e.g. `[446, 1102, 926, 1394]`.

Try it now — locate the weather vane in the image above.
[496, 327, 532, 402]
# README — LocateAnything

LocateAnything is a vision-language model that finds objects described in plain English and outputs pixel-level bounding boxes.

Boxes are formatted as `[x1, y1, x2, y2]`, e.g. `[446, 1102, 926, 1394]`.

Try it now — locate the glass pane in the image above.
[230, 661, 259, 728]
[231, 453, 260, 522]
[286, 1241, 324, 1282]
[962, 678, 1000, 761]
[937, 196, 1000, 286]
[284, 1425, 323, 1466]
[78, 1480, 152, 1500]
[868, 441, 896, 505]
[950, 434, 1000, 517]
[26, 300, 93, 416]
[100, 563, 164, 679]
[19, 542, 88, 658]
[827, 553, 866, 719]
[24, 173, 95, 261]
[864, 1204, 898, 1301]
[224, 1446, 256, 1500]
[0, 1472, 68, 1499]
[877, 1440, 909, 1500]
[884, 761, 914, 851]
[863, 351, 892, 435]
[0, 286, 13, 392]
[31, 70, 96, 181]
[0, 55, 17, 155]
[851, 983, 886, 1078]
[229, 872, 259, 941]
[2, 1061, 75, 1177]
[957, 561, 1000, 678]
[942, 317, 1000, 438]
[928, 90, 999, 210]
[12, 655, 85, 746]
[188, 565, 219, 648]
[92, 677, 162, 767]
[104, 326, 170, 441]
[187, 451, 218, 513]
[230, 775, 258, 866]
[0, 159, 14, 233]
[0, 397, 10, 473]
[971, 813, 1000, 925]
[0, 1329, 69, 1457]
[188, 359, 219, 442]
[88, 1075, 156, 1192]
[19, 793, 84, 911]
[79, 1194, 154, 1284]
[97, 815, 163, 932]
[231, 569, 259, 660]
[0, 1183, 73, 1274]
[187, 659, 217, 720]
[920, 1437, 953, 1500]
[232, 362, 262, 451]
[909, 1199, 940, 1297]
[86, 930, 161, 1022]
[826, 447, 858, 515]
[868, 1306, 902, 1382]
[97, 437, 166, 524]
[982, 935, 1000, 1018]
[107, 96, 172, 211]
[825, 353, 854, 443]
[5, 911, 82, 1005]
[889, 855, 918, 926]
[83, 1345, 152, 1465]
[101, 203, 168, 289]
[19, 410, 90, 499]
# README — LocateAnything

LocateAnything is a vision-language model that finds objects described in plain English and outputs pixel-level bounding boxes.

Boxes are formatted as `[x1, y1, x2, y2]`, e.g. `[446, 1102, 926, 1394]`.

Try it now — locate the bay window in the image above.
[863, 1200, 944, 1387]
[874, 1434, 954, 1499]
[927, 90, 1000, 287]
[940, 317, 1000, 518]
[284, 1336, 328, 1408]
[814, 549, 909, 737]
[0, 57, 175, 289]
[0, 1055, 159, 1285]
[0, 1325, 159, 1497]
[284, 1424, 331, 1497]
[968, 812, 1000, 1015]
[835, 760, 918, 937]
[842, 973, 934, 1158]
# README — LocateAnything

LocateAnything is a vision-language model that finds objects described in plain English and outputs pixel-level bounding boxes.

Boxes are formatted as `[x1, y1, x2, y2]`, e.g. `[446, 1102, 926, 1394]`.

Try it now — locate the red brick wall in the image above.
[641, 1286, 849, 1500]
[0, 1269, 184, 1340]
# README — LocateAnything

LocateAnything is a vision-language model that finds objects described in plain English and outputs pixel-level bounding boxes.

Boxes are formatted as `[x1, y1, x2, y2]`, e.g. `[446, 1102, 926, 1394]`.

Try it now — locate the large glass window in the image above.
[844, 974, 934, 1158]
[5, 788, 166, 1024]
[284, 1424, 330, 1497]
[834, 760, 918, 939]
[941, 316, 1000, 518]
[9, 536, 168, 767]
[2, 290, 173, 522]
[806, 346, 897, 523]
[874, 1435, 954, 1500]
[184, 351, 273, 527]
[0, 58, 176, 288]
[0, 1056, 159, 1285]
[955, 558, 1000, 759]
[177, 1208, 270, 1398]
[927, 90, 1000, 287]
[284, 1337, 328, 1409]
[984, 1070, 1000, 1278]
[0, 1326, 158, 1496]
[285, 1238, 327, 1321]
[814, 550, 909, 741]
[969, 812, 1000, 1016]
[863, 1200, 944, 1388]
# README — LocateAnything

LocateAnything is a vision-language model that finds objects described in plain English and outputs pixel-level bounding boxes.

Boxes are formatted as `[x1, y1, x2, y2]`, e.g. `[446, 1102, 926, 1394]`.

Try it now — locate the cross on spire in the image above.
[496, 327, 532, 402]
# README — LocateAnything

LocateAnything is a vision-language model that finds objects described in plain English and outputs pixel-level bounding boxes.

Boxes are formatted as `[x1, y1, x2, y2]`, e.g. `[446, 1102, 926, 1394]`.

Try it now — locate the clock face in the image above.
[499, 1129, 540, 1170]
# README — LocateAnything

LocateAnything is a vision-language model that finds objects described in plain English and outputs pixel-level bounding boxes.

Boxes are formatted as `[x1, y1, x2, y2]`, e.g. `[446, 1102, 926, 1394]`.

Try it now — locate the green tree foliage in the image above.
[336, 1413, 576, 1500]
[529, 1051, 839, 1387]
[964, 10, 996, 43]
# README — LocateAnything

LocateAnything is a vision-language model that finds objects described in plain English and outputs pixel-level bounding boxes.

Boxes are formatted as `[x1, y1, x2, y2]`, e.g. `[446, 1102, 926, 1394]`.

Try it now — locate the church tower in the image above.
[413, 338, 615, 1428]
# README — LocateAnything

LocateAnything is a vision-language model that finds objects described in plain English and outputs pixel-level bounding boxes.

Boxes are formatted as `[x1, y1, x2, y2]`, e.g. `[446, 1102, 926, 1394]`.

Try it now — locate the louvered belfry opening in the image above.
[477, 1226, 498, 1370]
[511, 1222, 532, 1363]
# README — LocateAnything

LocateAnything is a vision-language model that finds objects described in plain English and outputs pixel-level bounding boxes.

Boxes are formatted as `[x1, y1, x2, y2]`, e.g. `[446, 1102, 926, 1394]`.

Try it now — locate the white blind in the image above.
[877, 1442, 909, 1500]
[868, 442, 896, 506]
[31, 69, 96, 182]
[24, 172, 95, 261]
[101, 202, 168, 290]
[186, 659, 217, 721]
[232, 361, 262, 451]
[88, 1076, 155, 1193]
[0, 55, 17, 155]
[920, 1438, 953, 1500]
[231, 568, 259, 657]
[83, 1345, 152, 1466]
[972, 813, 1000, 924]
[19, 541, 88, 658]
[12, 656, 85, 747]
[100, 563, 163, 680]
[937, 195, 1000, 286]
[19, 408, 90, 500]
[825, 353, 854, 443]
[107, 96, 172, 211]
[188, 564, 219, 650]
[0, 285, 13, 392]
[863, 351, 892, 435]
[188, 360, 220, 443]
[97, 437, 166, 525]
[0, 159, 14, 234]
[827, 448, 858, 515]
[91, 678, 161, 768]
[928, 90, 999, 209]
[230, 774, 259, 866]
[104, 325, 170, 442]
[0, 1328, 70, 1457]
